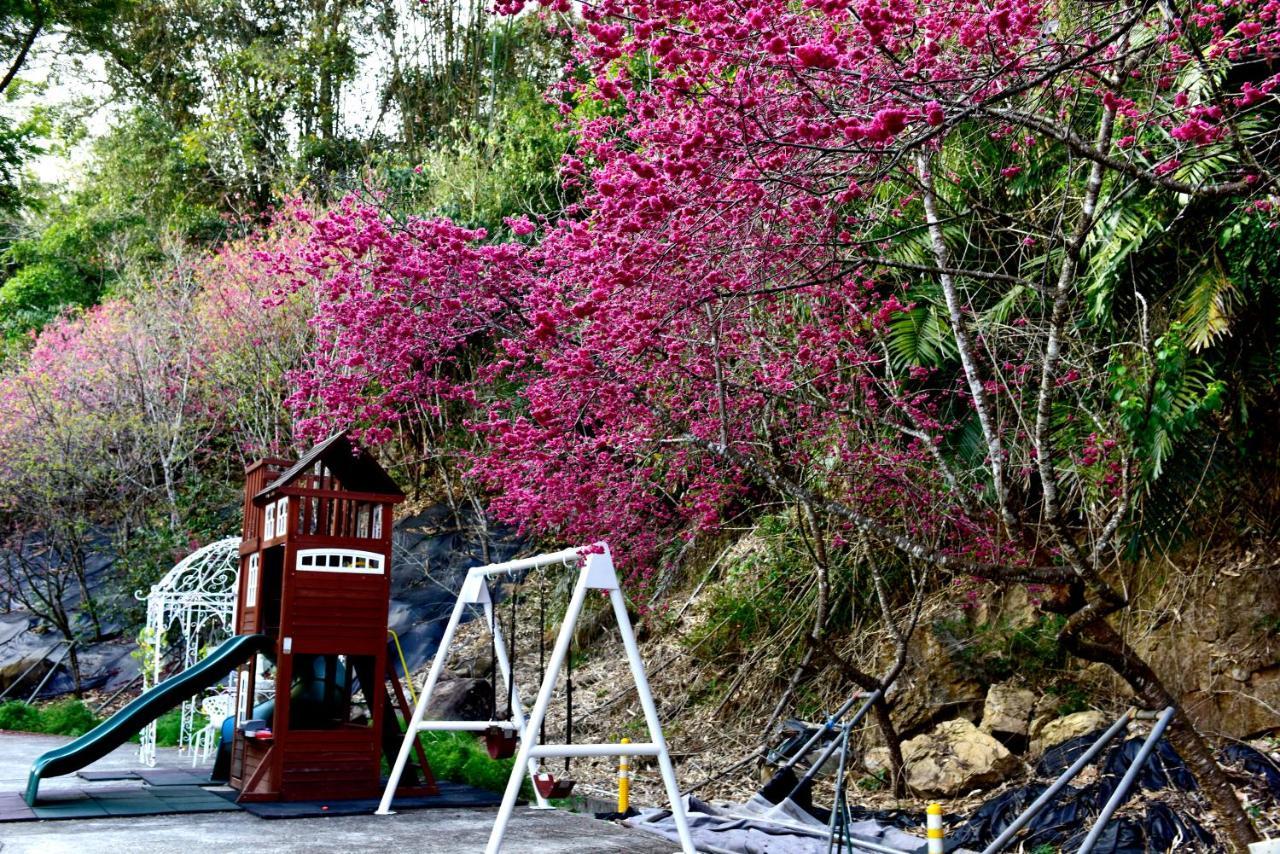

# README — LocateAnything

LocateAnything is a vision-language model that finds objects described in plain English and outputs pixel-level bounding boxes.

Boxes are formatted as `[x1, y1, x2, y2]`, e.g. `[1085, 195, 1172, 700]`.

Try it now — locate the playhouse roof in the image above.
[255, 431, 404, 501]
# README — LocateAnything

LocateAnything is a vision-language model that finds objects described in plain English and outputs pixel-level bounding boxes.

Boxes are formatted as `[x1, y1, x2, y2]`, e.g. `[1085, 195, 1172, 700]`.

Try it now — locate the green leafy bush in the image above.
[0, 699, 103, 736]
[934, 615, 1068, 683]
[154, 708, 209, 747]
[413, 730, 521, 795]
[0, 700, 43, 732]
[39, 699, 103, 736]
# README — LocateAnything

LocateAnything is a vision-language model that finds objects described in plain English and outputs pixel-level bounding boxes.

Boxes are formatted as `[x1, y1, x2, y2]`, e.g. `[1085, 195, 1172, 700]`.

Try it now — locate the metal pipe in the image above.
[786, 690, 881, 803]
[782, 690, 877, 772]
[471, 544, 601, 577]
[0, 640, 69, 702]
[981, 709, 1135, 854]
[93, 673, 143, 715]
[376, 581, 470, 815]
[1077, 706, 1176, 854]
[485, 600, 551, 808]
[826, 724, 853, 854]
[26, 641, 74, 703]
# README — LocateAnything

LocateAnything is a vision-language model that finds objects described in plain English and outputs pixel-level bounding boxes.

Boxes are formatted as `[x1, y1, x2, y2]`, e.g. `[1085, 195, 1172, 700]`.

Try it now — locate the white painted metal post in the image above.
[485, 566, 592, 854]
[485, 599, 550, 809]
[376, 573, 473, 815]
[607, 579, 696, 853]
[926, 803, 944, 854]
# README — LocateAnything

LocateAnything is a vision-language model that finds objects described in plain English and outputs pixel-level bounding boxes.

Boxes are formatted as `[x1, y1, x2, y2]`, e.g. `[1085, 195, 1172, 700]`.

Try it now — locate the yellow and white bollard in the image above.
[618, 737, 631, 813]
[926, 802, 945, 854]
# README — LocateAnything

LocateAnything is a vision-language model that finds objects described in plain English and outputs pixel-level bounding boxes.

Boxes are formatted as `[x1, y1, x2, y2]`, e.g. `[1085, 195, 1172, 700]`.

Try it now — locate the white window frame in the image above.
[275, 497, 289, 537]
[264, 503, 276, 540]
[356, 505, 370, 539]
[296, 548, 385, 575]
[245, 554, 259, 608]
[371, 505, 383, 539]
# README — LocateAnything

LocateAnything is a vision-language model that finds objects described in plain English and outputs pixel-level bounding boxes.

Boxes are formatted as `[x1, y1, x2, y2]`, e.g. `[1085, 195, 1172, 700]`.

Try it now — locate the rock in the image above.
[424, 677, 493, 722]
[1133, 549, 1280, 738]
[980, 683, 1036, 750]
[864, 746, 892, 776]
[447, 651, 493, 679]
[901, 719, 1019, 797]
[1031, 710, 1109, 755]
[878, 627, 984, 740]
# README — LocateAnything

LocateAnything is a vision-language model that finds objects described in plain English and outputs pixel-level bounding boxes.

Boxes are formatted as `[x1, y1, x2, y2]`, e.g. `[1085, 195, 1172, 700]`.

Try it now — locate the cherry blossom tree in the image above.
[283, 0, 1279, 840]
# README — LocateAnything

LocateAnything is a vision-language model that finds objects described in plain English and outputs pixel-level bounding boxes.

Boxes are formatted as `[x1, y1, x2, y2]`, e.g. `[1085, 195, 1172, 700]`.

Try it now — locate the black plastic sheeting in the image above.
[947, 730, 1280, 852]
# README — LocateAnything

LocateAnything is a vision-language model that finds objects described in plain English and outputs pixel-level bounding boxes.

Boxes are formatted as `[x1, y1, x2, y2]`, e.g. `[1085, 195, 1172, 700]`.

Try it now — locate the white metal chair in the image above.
[191, 692, 234, 767]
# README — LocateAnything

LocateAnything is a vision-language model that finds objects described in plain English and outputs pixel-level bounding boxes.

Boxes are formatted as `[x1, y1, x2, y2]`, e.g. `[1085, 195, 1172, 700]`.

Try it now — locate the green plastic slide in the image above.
[25, 633, 272, 805]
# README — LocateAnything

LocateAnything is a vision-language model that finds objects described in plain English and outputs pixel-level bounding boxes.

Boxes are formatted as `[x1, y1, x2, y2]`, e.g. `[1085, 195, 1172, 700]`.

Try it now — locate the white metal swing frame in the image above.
[376, 543, 695, 854]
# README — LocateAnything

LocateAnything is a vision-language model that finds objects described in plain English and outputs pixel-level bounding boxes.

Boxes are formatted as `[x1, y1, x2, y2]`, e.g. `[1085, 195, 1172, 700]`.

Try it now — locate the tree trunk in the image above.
[869, 692, 906, 797]
[66, 642, 83, 698]
[1063, 613, 1259, 852]
[818, 638, 907, 797]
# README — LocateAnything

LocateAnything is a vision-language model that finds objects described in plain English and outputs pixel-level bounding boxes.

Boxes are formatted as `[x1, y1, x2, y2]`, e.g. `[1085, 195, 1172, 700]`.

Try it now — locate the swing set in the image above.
[377, 543, 695, 854]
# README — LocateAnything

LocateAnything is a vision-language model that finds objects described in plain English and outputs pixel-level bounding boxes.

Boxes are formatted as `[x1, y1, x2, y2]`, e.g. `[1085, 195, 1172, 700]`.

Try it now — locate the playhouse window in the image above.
[275, 497, 289, 536]
[264, 503, 276, 540]
[371, 505, 383, 539]
[356, 505, 370, 539]
[245, 554, 259, 608]
[296, 549, 384, 575]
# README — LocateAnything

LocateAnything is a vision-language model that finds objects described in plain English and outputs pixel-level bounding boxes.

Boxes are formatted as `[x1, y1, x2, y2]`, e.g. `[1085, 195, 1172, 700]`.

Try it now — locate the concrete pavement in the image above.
[0, 731, 672, 853]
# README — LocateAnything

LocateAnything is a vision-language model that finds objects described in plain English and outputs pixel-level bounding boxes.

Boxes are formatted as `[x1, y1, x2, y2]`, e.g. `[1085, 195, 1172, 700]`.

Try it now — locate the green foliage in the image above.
[0, 209, 118, 339]
[0, 699, 103, 736]
[0, 699, 42, 731]
[373, 79, 572, 236]
[1109, 324, 1225, 483]
[153, 707, 206, 747]
[683, 519, 805, 662]
[933, 615, 1068, 683]
[856, 770, 887, 792]
[415, 730, 517, 794]
[39, 698, 103, 736]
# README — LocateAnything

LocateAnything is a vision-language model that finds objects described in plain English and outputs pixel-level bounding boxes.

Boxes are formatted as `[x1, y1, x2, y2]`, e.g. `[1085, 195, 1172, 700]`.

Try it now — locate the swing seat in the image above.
[484, 725, 519, 759]
[533, 771, 576, 799]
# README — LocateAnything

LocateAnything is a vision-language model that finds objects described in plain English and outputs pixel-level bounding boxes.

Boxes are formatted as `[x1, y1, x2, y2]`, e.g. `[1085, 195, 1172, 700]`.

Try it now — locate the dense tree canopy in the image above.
[3, 0, 1280, 844]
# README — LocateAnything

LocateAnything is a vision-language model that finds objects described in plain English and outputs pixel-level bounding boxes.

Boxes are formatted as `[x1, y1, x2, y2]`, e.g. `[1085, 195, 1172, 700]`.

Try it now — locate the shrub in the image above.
[0, 700, 43, 732]
[413, 730, 519, 795]
[150, 707, 208, 746]
[38, 699, 102, 736]
[0, 699, 103, 736]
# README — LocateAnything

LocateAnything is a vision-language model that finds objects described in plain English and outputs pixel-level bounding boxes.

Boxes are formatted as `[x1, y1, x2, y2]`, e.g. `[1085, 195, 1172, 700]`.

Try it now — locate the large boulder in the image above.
[424, 675, 493, 722]
[980, 683, 1036, 750]
[1031, 710, 1109, 755]
[901, 718, 1020, 797]
[1133, 549, 1280, 738]
[878, 628, 985, 740]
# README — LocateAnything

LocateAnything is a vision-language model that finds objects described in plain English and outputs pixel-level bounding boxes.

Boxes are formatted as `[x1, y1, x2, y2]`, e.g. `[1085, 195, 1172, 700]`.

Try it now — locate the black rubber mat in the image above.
[135, 768, 215, 787]
[76, 770, 140, 781]
[0, 791, 36, 821]
[5, 785, 240, 823]
[217, 781, 504, 819]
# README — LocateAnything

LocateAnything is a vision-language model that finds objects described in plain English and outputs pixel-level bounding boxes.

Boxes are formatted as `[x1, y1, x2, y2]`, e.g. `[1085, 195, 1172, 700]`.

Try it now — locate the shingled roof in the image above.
[255, 431, 404, 501]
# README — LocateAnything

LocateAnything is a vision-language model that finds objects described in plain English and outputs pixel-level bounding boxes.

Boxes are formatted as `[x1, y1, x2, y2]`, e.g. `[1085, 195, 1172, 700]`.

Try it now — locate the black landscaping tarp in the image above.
[948, 729, 1280, 852]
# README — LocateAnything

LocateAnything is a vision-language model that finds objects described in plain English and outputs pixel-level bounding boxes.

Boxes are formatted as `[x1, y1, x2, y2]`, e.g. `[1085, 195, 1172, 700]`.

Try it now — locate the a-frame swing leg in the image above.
[485, 599, 551, 809]
[377, 571, 547, 815]
[485, 551, 696, 854]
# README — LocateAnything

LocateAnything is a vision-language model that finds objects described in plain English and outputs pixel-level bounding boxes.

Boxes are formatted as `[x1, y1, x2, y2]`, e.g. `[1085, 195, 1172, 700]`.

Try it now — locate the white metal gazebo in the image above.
[136, 537, 241, 766]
